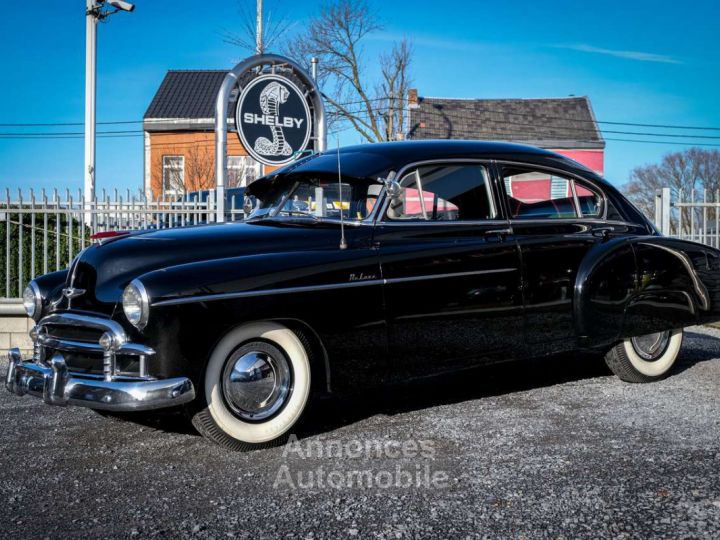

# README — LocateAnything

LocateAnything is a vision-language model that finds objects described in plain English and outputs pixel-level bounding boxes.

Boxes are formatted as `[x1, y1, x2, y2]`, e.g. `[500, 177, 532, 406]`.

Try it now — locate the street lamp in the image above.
[84, 1, 135, 225]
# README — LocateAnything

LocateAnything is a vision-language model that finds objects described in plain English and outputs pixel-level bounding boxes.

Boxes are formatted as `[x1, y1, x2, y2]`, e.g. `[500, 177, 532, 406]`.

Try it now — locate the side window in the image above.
[502, 167, 577, 220]
[387, 164, 496, 221]
[574, 181, 604, 218]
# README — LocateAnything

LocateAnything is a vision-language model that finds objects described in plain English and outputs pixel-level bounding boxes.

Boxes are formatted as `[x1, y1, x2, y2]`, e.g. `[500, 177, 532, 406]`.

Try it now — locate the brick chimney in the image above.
[407, 88, 419, 109]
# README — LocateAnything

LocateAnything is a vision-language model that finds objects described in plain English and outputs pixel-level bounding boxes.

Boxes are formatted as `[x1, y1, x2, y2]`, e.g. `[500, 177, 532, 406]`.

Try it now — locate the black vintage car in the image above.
[7, 141, 720, 450]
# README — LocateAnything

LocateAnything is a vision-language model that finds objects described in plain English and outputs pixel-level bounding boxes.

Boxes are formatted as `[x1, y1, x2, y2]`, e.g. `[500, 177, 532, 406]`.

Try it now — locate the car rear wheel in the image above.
[604, 329, 683, 383]
[190, 322, 312, 451]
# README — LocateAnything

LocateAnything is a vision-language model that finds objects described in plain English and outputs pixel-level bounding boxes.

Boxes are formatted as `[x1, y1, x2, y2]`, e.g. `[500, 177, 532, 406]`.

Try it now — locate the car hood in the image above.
[63, 221, 343, 313]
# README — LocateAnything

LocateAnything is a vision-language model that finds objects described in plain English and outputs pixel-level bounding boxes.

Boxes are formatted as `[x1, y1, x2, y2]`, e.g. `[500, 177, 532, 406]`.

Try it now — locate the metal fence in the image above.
[655, 187, 720, 248]
[0, 188, 245, 298]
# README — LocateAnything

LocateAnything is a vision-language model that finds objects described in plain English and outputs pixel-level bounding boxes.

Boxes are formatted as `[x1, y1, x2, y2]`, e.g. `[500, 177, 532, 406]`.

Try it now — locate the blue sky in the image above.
[0, 0, 718, 194]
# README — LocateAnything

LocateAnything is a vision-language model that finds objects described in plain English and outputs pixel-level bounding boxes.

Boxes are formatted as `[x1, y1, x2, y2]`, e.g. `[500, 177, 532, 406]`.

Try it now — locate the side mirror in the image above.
[385, 179, 402, 200]
[243, 196, 254, 217]
[381, 172, 402, 201]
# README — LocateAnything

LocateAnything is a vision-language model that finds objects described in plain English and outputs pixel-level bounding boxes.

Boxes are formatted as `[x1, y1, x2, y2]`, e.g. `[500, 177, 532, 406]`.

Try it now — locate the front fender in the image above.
[130, 248, 383, 386]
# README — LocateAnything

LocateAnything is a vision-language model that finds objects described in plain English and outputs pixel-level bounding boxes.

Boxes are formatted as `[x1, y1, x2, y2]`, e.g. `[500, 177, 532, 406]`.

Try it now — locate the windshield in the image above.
[248, 174, 383, 222]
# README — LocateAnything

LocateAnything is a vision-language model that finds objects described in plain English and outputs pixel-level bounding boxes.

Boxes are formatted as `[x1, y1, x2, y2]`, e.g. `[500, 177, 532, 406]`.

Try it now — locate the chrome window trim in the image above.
[151, 267, 517, 307]
[375, 158, 499, 226]
[377, 219, 511, 227]
[495, 159, 609, 221]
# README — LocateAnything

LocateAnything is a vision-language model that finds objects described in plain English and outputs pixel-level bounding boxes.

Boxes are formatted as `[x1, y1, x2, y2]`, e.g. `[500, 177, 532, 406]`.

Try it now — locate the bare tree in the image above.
[184, 146, 216, 193]
[623, 148, 720, 233]
[379, 38, 413, 142]
[285, 0, 413, 142]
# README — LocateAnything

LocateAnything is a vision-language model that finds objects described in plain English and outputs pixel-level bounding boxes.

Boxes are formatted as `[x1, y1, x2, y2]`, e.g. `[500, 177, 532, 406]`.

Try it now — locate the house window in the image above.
[162, 156, 185, 194]
[227, 156, 262, 188]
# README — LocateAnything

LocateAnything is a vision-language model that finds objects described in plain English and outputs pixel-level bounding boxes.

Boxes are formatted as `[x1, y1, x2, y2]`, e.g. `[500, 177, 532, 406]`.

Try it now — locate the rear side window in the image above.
[387, 164, 496, 221]
[502, 166, 607, 220]
[503, 168, 577, 219]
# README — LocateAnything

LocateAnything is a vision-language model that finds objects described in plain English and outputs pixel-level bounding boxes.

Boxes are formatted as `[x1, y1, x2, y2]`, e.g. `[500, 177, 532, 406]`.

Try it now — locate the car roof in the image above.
[248, 140, 608, 198]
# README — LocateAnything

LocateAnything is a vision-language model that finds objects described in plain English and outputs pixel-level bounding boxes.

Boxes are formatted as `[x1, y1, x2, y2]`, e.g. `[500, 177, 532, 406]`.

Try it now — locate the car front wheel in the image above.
[604, 329, 683, 383]
[190, 322, 312, 450]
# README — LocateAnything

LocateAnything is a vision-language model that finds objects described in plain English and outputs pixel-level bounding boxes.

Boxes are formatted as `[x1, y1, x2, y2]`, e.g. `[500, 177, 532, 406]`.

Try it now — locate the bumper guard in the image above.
[4, 313, 195, 411]
[6, 348, 195, 411]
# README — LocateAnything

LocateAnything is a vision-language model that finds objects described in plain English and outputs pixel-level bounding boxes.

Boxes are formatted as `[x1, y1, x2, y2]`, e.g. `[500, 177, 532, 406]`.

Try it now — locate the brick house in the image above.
[143, 70, 269, 198]
[406, 92, 605, 201]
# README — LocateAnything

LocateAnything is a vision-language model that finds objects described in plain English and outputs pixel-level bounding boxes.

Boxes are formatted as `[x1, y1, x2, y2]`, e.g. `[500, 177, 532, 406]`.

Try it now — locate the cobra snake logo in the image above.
[254, 82, 293, 157]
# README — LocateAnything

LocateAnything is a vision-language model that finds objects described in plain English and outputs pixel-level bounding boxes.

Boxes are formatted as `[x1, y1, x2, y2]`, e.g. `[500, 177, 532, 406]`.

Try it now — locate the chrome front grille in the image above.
[33, 313, 155, 380]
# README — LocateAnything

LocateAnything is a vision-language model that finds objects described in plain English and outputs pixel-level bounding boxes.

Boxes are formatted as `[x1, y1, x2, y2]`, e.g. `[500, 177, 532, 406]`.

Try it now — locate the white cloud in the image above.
[369, 31, 490, 52]
[557, 44, 682, 65]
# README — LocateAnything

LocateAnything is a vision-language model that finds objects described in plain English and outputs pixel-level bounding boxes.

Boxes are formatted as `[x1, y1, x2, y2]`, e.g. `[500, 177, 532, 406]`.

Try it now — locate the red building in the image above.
[406, 92, 605, 202]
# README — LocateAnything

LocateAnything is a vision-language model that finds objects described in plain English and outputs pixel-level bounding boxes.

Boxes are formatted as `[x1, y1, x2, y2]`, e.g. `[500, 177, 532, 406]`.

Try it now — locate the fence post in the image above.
[661, 187, 671, 236]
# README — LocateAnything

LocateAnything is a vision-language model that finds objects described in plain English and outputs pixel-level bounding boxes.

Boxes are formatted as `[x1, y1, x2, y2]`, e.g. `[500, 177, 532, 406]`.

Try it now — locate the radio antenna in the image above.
[336, 138, 347, 250]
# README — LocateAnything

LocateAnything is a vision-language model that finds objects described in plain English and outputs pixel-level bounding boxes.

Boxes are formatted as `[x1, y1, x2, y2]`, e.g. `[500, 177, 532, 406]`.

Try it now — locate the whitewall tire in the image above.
[191, 322, 312, 450]
[604, 329, 683, 383]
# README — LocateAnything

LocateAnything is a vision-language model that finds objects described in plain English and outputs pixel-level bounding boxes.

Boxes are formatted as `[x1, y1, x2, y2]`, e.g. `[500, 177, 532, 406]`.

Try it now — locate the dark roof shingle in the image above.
[144, 70, 229, 119]
[407, 96, 604, 149]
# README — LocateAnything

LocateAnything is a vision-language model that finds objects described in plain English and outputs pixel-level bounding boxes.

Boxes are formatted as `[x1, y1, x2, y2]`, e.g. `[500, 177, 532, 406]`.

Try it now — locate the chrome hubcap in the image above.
[221, 348, 291, 421]
[631, 331, 671, 361]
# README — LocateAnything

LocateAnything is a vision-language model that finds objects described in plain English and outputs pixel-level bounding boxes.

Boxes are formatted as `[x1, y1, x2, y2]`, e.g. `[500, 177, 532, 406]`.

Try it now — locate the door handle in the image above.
[484, 228, 513, 236]
[592, 226, 615, 239]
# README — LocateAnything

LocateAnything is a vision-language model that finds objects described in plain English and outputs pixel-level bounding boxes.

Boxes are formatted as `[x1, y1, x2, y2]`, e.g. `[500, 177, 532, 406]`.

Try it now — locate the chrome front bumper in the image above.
[5, 348, 195, 411]
[4, 312, 195, 412]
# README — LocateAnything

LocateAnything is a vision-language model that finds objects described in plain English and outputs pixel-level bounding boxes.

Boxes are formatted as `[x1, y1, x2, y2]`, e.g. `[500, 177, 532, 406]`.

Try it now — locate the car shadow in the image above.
[300, 351, 610, 440]
[669, 329, 719, 375]
[101, 329, 718, 442]
[300, 329, 719, 440]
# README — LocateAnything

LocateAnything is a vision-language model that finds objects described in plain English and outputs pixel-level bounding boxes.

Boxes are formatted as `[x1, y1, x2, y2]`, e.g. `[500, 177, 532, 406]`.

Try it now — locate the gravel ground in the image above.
[1, 327, 719, 539]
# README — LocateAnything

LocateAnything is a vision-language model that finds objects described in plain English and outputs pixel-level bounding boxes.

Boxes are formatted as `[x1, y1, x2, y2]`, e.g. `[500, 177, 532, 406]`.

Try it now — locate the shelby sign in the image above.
[235, 74, 312, 166]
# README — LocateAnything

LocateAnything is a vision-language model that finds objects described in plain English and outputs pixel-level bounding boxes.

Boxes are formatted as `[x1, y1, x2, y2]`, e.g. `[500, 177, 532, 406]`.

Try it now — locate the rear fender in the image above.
[627, 238, 720, 333]
[574, 238, 636, 345]
[575, 236, 720, 346]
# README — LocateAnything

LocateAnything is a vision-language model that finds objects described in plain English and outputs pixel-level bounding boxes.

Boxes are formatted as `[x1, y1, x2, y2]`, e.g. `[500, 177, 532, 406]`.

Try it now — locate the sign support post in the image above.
[214, 54, 326, 223]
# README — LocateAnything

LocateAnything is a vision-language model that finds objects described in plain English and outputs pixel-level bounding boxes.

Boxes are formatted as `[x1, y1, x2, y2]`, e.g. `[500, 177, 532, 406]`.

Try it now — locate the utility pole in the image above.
[83, 1, 135, 226]
[256, 0, 263, 54]
[84, 0, 98, 223]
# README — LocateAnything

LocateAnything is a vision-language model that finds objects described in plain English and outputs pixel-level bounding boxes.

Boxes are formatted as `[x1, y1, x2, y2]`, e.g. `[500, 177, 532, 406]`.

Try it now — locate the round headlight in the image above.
[22, 282, 42, 321]
[122, 279, 149, 329]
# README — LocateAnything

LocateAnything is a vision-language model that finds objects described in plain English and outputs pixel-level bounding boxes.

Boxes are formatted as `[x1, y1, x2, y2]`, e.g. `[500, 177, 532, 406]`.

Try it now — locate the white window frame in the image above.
[227, 155, 263, 188]
[162, 155, 185, 195]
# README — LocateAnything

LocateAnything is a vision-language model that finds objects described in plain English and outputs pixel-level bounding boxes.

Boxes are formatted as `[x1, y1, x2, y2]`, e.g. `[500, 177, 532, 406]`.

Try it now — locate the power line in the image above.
[2, 98, 720, 148]
[2, 95, 720, 131]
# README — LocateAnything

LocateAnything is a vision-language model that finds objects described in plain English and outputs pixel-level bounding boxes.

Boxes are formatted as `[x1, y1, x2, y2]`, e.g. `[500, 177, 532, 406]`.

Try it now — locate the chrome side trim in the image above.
[385, 268, 516, 285]
[152, 268, 517, 307]
[5, 348, 195, 412]
[152, 279, 385, 307]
